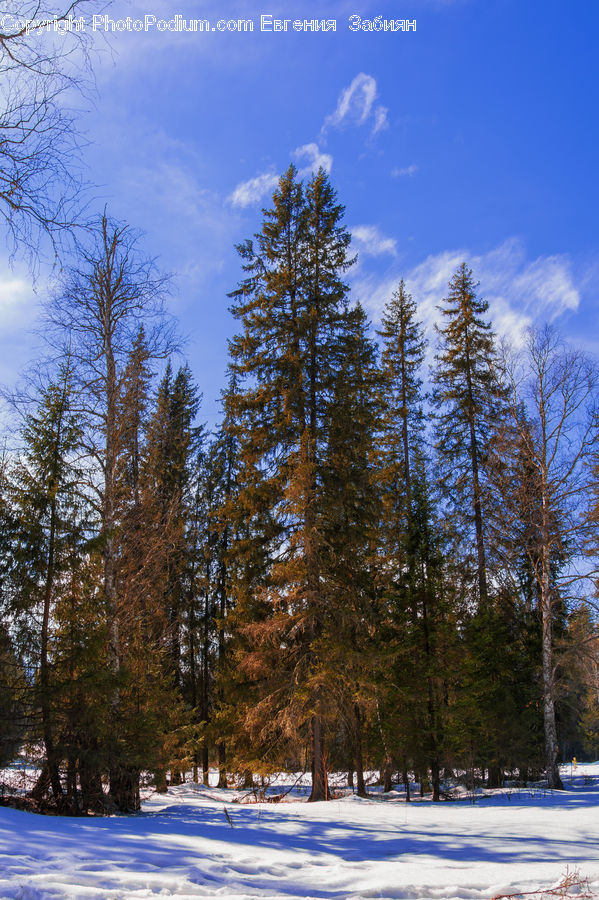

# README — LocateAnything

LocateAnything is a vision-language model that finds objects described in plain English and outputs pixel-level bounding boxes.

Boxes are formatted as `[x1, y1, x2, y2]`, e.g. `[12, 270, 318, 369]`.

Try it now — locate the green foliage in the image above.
[0, 623, 27, 767]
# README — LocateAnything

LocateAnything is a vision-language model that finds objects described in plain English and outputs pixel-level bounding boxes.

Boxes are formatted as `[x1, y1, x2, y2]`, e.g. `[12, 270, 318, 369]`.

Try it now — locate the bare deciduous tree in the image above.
[499, 326, 598, 789]
[0, 1, 100, 258]
[43, 213, 177, 810]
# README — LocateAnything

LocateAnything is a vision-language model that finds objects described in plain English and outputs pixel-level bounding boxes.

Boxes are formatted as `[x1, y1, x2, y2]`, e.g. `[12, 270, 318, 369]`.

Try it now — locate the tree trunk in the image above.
[217, 742, 227, 788]
[466, 391, 488, 604]
[29, 763, 51, 803]
[79, 756, 105, 812]
[154, 769, 168, 793]
[354, 705, 367, 798]
[66, 756, 79, 812]
[382, 758, 393, 793]
[431, 760, 441, 801]
[40, 492, 63, 803]
[110, 766, 140, 812]
[104, 332, 123, 807]
[541, 572, 563, 789]
[308, 715, 329, 801]
[487, 764, 502, 788]
[540, 472, 563, 791]
[202, 746, 209, 786]
[376, 700, 393, 792]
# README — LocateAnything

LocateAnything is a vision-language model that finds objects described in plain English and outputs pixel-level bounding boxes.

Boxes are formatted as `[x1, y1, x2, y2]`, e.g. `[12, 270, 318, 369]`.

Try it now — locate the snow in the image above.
[1, 764, 599, 899]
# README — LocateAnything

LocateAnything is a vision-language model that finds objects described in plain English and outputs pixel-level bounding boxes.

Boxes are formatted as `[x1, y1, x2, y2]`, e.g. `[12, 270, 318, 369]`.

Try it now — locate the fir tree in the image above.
[8, 361, 87, 805]
[432, 262, 503, 607]
[377, 279, 426, 540]
[110, 330, 179, 809]
[320, 303, 383, 797]
[142, 361, 202, 785]
[228, 165, 357, 800]
[376, 280, 452, 799]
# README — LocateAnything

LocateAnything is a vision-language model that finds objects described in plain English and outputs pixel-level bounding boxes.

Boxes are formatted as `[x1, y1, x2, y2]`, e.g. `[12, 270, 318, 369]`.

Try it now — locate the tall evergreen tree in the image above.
[320, 303, 382, 797]
[228, 165, 358, 800]
[377, 279, 426, 540]
[8, 362, 87, 805]
[376, 280, 454, 799]
[110, 330, 179, 809]
[432, 263, 503, 606]
[144, 362, 201, 692]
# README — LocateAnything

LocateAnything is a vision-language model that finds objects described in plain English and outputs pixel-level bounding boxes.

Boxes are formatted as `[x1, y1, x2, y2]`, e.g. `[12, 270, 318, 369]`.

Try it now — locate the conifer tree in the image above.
[377, 279, 426, 540]
[432, 263, 503, 606]
[228, 165, 357, 800]
[110, 330, 179, 808]
[321, 303, 382, 797]
[144, 363, 201, 692]
[197, 375, 242, 787]
[0, 622, 27, 769]
[8, 361, 87, 804]
[376, 281, 452, 798]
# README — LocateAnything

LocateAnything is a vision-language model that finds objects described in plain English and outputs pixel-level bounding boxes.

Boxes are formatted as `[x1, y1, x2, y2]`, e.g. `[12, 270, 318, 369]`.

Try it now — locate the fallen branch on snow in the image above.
[491, 867, 593, 899]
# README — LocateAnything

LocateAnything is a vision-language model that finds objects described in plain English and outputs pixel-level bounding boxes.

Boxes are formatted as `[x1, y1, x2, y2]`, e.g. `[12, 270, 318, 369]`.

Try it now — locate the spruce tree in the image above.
[376, 280, 453, 799]
[377, 279, 426, 540]
[144, 363, 201, 687]
[8, 362, 87, 805]
[110, 330, 180, 808]
[320, 303, 382, 797]
[228, 165, 357, 800]
[142, 361, 202, 786]
[432, 263, 503, 606]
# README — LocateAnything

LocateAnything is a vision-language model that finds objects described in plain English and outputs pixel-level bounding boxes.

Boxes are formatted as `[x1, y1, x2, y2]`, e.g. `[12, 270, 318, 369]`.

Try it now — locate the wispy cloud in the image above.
[392, 164, 418, 177]
[294, 143, 333, 176]
[353, 238, 581, 350]
[0, 261, 38, 333]
[229, 142, 333, 209]
[372, 104, 389, 135]
[228, 171, 280, 208]
[323, 73, 388, 136]
[351, 225, 397, 257]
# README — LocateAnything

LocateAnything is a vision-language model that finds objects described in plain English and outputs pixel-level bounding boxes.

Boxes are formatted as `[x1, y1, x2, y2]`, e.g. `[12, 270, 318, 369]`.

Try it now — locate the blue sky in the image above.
[1, 0, 598, 426]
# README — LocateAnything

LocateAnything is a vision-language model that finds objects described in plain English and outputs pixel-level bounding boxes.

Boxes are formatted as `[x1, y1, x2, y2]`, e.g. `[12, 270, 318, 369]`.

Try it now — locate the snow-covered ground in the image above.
[1, 764, 598, 899]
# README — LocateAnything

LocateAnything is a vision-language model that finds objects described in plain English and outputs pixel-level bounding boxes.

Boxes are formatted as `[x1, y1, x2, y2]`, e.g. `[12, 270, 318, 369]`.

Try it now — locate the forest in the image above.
[1, 162, 598, 815]
[0, 0, 599, 820]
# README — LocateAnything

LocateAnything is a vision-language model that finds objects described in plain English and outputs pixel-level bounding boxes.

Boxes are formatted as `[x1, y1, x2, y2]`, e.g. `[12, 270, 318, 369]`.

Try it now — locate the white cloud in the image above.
[353, 238, 581, 351]
[392, 164, 419, 177]
[513, 257, 579, 318]
[229, 143, 333, 209]
[323, 73, 388, 137]
[372, 105, 389, 134]
[351, 225, 397, 257]
[0, 255, 44, 389]
[294, 143, 333, 176]
[228, 171, 280, 208]
[0, 261, 38, 333]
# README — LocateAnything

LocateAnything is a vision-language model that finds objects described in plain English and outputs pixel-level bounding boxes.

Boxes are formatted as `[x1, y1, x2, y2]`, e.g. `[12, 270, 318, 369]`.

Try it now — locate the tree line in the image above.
[1, 166, 599, 813]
